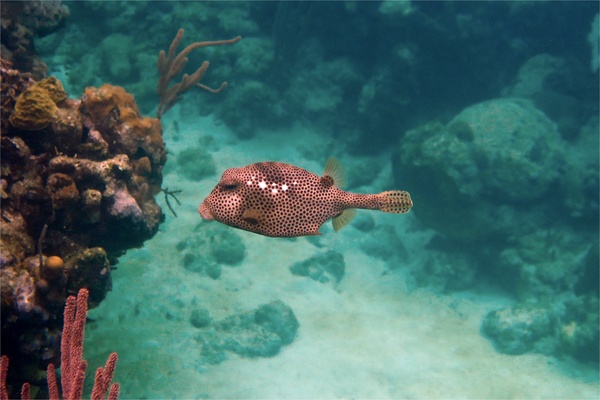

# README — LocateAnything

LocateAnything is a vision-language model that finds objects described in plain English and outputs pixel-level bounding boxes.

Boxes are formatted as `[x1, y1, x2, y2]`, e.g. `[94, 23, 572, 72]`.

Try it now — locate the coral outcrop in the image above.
[393, 98, 564, 243]
[391, 95, 598, 363]
[1, 65, 166, 386]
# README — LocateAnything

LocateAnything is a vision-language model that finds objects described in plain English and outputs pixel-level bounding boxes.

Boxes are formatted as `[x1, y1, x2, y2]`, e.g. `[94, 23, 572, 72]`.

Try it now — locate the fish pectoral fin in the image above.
[332, 208, 356, 232]
[242, 208, 263, 225]
[322, 157, 346, 188]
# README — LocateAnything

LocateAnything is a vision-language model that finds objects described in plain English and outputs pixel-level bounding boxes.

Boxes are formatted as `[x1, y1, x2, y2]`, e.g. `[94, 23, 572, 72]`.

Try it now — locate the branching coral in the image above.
[0, 289, 120, 399]
[156, 28, 241, 119]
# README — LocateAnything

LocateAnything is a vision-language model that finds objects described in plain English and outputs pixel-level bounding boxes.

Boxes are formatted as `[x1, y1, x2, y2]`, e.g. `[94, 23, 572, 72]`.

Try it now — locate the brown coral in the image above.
[156, 29, 241, 119]
[80, 84, 138, 126]
[9, 83, 57, 130]
[46, 173, 79, 210]
[7, 76, 69, 131]
[0, 60, 35, 131]
[35, 76, 67, 104]
[79, 84, 166, 187]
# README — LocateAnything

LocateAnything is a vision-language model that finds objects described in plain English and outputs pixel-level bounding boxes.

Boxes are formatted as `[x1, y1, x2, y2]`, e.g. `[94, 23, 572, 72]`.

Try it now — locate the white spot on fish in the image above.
[271, 189, 278, 194]
[259, 181, 267, 189]
[282, 184, 288, 191]
[246, 180, 252, 185]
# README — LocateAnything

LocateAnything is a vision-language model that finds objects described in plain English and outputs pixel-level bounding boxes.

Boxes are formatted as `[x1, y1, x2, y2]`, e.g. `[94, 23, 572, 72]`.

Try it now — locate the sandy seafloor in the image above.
[82, 109, 599, 399]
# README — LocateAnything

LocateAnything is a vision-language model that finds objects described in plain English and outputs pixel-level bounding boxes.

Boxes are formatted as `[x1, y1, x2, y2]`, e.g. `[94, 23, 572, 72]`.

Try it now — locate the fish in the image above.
[199, 158, 413, 237]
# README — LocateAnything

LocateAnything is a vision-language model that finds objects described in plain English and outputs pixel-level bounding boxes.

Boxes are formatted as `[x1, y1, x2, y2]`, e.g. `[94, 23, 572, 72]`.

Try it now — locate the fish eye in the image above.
[220, 183, 239, 191]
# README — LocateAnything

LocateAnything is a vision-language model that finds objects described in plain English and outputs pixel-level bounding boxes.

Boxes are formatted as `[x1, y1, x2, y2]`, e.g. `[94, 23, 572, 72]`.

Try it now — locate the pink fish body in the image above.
[199, 158, 412, 237]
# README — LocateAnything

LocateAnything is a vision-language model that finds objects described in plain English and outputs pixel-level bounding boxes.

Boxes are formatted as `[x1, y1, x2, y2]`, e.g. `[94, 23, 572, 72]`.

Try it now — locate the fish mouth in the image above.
[198, 202, 214, 220]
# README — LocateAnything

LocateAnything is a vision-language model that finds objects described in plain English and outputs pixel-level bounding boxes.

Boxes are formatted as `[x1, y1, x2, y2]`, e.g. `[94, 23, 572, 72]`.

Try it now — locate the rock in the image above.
[190, 308, 212, 329]
[181, 253, 221, 280]
[290, 250, 345, 285]
[392, 98, 563, 242]
[195, 301, 299, 364]
[504, 54, 591, 140]
[559, 294, 599, 364]
[177, 224, 246, 279]
[498, 228, 590, 302]
[65, 247, 112, 306]
[481, 305, 557, 356]
[482, 295, 599, 364]
[360, 224, 407, 266]
[414, 244, 476, 291]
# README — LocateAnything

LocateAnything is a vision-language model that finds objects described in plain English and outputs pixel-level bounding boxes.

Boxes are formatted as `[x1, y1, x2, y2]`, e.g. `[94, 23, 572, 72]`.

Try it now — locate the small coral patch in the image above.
[80, 84, 139, 125]
[9, 84, 57, 130]
[35, 76, 68, 104]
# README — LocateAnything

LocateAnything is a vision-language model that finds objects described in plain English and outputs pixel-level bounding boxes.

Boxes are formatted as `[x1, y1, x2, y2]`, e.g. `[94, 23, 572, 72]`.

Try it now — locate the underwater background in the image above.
[1, 1, 599, 398]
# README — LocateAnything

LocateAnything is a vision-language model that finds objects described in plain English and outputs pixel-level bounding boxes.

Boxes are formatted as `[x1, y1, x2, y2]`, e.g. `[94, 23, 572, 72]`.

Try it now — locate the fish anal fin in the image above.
[322, 157, 346, 188]
[242, 208, 263, 225]
[332, 208, 356, 232]
[378, 190, 413, 214]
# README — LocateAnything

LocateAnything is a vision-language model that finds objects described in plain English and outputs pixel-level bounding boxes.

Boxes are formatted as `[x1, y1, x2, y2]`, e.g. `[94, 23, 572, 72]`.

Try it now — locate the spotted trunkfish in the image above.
[199, 158, 413, 237]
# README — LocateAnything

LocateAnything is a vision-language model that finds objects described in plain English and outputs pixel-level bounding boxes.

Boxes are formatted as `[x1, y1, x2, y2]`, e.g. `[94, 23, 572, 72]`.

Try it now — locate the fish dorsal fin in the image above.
[242, 208, 263, 225]
[332, 208, 356, 232]
[322, 157, 346, 188]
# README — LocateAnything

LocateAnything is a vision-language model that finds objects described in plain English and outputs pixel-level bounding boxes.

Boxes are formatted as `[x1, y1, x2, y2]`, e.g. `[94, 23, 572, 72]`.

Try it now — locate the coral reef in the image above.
[194, 301, 299, 365]
[1, 65, 166, 386]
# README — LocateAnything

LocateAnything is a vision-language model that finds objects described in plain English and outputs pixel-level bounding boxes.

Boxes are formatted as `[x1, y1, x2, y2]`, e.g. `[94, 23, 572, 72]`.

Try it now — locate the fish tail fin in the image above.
[377, 191, 413, 214]
[332, 208, 356, 232]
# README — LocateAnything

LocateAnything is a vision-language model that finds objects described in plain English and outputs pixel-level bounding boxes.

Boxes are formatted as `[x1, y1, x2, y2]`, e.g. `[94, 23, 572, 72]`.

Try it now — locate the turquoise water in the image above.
[13, 1, 600, 398]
